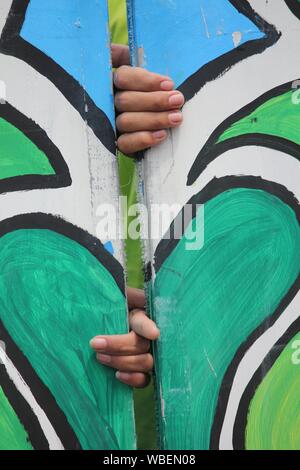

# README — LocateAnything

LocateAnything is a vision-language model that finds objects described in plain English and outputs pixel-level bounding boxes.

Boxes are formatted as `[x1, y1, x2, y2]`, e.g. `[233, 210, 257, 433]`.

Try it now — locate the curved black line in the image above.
[0, 102, 71, 193]
[0, 320, 80, 450]
[0, 213, 126, 450]
[0, 360, 49, 450]
[0, 213, 125, 294]
[152, 176, 300, 450]
[285, 0, 300, 19]
[154, 175, 300, 272]
[232, 312, 300, 450]
[187, 81, 299, 185]
[0, 0, 116, 155]
[210, 275, 300, 449]
[178, 0, 280, 102]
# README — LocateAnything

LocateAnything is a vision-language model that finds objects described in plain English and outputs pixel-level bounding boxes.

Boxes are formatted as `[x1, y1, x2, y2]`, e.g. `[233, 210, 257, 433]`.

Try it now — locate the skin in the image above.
[111, 44, 185, 154]
[91, 45, 184, 388]
[90, 288, 160, 388]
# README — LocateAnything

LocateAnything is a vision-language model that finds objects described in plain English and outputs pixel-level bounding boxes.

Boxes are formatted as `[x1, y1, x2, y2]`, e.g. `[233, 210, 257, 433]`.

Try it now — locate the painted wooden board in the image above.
[0, 0, 135, 450]
[128, 0, 300, 450]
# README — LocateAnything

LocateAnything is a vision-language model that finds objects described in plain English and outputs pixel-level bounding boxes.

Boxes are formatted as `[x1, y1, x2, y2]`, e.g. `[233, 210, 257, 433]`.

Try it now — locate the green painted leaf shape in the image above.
[0, 387, 33, 450]
[217, 90, 300, 146]
[246, 331, 300, 450]
[153, 188, 300, 449]
[0, 118, 55, 178]
[0, 228, 134, 450]
[188, 83, 300, 185]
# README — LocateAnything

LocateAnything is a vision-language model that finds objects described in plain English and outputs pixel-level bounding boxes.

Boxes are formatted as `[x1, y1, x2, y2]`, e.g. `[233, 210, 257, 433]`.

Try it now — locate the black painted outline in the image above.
[178, 0, 280, 102]
[0, 213, 125, 293]
[232, 312, 300, 450]
[0, 359, 49, 450]
[211, 274, 300, 449]
[0, 102, 71, 194]
[0, 322, 79, 450]
[187, 81, 300, 186]
[0, 0, 116, 154]
[154, 175, 300, 272]
[153, 176, 300, 449]
[0, 212, 126, 450]
[285, 0, 300, 19]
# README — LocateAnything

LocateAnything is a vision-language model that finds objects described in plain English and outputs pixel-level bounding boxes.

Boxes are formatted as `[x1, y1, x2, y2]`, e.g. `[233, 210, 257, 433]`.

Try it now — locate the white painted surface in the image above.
[0, 345, 64, 450]
[0, 50, 123, 264]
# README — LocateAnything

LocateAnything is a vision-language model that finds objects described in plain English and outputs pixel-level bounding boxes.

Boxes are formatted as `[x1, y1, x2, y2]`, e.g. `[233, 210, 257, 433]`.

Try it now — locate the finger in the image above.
[117, 130, 168, 154]
[96, 352, 154, 373]
[117, 112, 182, 136]
[116, 111, 183, 134]
[90, 330, 150, 355]
[115, 90, 185, 113]
[116, 371, 150, 389]
[129, 310, 160, 341]
[111, 44, 130, 67]
[114, 65, 174, 92]
[126, 287, 145, 310]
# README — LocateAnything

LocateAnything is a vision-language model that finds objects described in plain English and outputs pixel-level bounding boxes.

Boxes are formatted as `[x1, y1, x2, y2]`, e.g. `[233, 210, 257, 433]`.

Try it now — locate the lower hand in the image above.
[90, 287, 160, 388]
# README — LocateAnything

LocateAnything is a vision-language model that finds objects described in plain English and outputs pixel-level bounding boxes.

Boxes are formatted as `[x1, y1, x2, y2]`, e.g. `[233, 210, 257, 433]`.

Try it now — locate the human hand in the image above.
[90, 287, 160, 388]
[111, 44, 185, 154]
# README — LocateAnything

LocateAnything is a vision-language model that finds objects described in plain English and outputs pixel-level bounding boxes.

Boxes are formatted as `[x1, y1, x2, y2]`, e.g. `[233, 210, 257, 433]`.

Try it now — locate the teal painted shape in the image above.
[0, 229, 135, 450]
[153, 188, 300, 449]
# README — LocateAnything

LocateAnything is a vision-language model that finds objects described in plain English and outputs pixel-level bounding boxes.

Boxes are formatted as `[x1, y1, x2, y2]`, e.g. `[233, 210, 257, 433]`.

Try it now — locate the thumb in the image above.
[129, 309, 160, 341]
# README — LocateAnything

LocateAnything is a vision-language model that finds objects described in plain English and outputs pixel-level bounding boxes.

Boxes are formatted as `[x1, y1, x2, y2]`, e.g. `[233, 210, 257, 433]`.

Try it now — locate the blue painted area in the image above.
[132, 0, 264, 88]
[104, 241, 114, 255]
[21, 0, 114, 125]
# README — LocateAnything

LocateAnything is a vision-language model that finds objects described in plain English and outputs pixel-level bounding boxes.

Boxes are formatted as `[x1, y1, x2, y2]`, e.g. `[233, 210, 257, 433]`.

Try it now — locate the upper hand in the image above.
[111, 44, 185, 155]
[90, 287, 160, 388]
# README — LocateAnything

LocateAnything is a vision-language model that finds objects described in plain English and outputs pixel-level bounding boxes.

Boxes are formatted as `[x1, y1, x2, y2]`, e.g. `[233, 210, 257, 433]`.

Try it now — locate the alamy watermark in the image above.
[291, 339, 300, 365]
[96, 197, 205, 251]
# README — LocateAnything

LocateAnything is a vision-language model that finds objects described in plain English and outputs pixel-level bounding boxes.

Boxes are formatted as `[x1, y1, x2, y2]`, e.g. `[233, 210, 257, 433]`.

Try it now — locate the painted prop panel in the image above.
[128, 0, 300, 449]
[0, 1, 135, 450]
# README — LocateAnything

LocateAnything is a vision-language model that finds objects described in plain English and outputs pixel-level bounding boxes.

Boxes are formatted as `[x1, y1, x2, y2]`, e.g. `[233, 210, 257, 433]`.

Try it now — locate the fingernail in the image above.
[116, 372, 131, 381]
[160, 80, 174, 91]
[90, 338, 108, 350]
[169, 112, 183, 125]
[97, 353, 111, 364]
[169, 93, 184, 107]
[153, 130, 167, 141]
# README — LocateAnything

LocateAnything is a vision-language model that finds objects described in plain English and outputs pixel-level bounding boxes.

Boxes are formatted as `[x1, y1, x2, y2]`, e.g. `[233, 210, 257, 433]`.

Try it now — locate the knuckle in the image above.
[138, 132, 153, 148]
[142, 353, 154, 371]
[114, 356, 126, 369]
[138, 338, 150, 354]
[153, 113, 167, 128]
[115, 91, 129, 110]
[117, 135, 130, 154]
[145, 71, 157, 87]
[154, 93, 167, 110]
[135, 374, 149, 389]
[116, 134, 125, 147]
[115, 65, 129, 88]
[116, 113, 129, 131]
